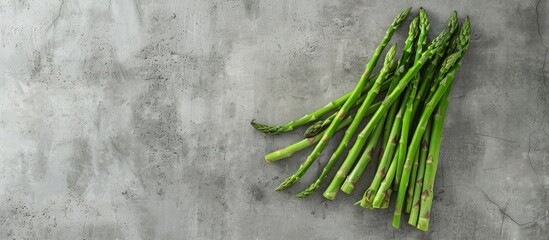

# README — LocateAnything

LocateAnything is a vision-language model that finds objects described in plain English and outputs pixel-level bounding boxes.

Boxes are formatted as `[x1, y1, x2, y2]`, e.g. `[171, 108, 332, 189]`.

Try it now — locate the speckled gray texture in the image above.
[0, 0, 548, 239]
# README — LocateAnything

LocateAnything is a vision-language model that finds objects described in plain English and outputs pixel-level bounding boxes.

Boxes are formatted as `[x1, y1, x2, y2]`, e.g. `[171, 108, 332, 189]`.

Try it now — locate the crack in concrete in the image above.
[474, 133, 516, 143]
[45, 0, 65, 35]
[526, 0, 549, 201]
[527, 132, 548, 196]
[134, 0, 143, 24]
[536, 0, 548, 89]
[481, 166, 505, 171]
[478, 186, 533, 227]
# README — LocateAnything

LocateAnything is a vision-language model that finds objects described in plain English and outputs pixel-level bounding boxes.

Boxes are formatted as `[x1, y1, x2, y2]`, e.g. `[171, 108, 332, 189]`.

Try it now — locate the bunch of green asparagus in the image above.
[251, 7, 471, 231]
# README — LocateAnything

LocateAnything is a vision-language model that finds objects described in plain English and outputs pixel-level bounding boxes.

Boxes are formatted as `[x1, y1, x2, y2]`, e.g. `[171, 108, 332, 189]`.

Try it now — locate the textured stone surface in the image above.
[0, 0, 548, 239]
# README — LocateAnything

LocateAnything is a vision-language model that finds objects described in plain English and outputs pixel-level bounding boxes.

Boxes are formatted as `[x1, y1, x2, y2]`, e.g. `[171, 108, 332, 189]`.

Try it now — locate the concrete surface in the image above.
[0, 0, 548, 239]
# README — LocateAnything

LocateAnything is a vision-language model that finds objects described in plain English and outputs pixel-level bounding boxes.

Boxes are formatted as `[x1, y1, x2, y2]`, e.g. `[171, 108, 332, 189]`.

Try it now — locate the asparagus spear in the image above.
[417, 88, 450, 231]
[322, 19, 453, 200]
[381, 188, 392, 209]
[418, 17, 471, 231]
[371, 149, 399, 208]
[340, 15, 421, 195]
[394, 72, 418, 191]
[275, 8, 412, 191]
[413, 11, 457, 111]
[392, 50, 463, 229]
[360, 106, 403, 208]
[338, 110, 386, 195]
[408, 119, 431, 225]
[304, 79, 393, 138]
[264, 114, 355, 162]
[252, 72, 383, 135]
[322, 44, 398, 196]
[265, 100, 382, 163]
[405, 149, 420, 213]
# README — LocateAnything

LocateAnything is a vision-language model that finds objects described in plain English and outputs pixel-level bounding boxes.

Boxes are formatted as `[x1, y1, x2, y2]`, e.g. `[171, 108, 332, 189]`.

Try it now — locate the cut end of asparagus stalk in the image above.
[392, 214, 402, 229]
[408, 209, 420, 226]
[417, 217, 430, 231]
[340, 183, 355, 194]
[380, 189, 392, 209]
[265, 150, 288, 162]
[322, 191, 337, 200]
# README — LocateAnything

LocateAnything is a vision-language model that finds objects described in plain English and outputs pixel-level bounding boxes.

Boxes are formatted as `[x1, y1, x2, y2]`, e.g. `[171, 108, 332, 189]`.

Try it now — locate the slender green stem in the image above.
[372, 150, 399, 208]
[409, 119, 431, 225]
[359, 90, 407, 208]
[381, 188, 392, 209]
[417, 90, 450, 231]
[405, 149, 420, 213]
[394, 80, 416, 190]
[265, 115, 355, 162]
[340, 113, 385, 194]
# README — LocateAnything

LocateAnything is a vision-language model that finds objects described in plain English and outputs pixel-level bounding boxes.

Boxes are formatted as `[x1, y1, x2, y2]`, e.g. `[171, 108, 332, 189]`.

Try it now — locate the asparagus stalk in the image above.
[391, 51, 463, 229]
[414, 8, 430, 64]
[263, 100, 380, 162]
[265, 114, 355, 162]
[372, 149, 399, 208]
[339, 111, 386, 194]
[417, 89, 450, 231]
[304, 79, 393, 138]
[405, 149, 420, 213]
[408, 119, 431, 225]
[394, 74, 418, 191]
[355, 79, 402, 200]
[322, 44, 398, 197]
[252, 72, 384, 135]
[322, 18, 453, 200]
[418, 17, 471, 231]
[381, 188, 392, 209]
[275, 8, 412, 191]
[359, 106, 403, 208]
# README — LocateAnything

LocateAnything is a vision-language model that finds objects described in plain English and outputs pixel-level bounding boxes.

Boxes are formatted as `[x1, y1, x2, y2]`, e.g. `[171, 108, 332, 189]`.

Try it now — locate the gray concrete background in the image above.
[0, 0, 548, 239]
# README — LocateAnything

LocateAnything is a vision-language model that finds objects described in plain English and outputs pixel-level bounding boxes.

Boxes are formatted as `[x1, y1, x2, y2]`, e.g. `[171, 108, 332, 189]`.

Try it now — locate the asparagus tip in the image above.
[296, 183, 317, 197]
[251, 120, 284, 135]
[275, 176, 299, 191]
